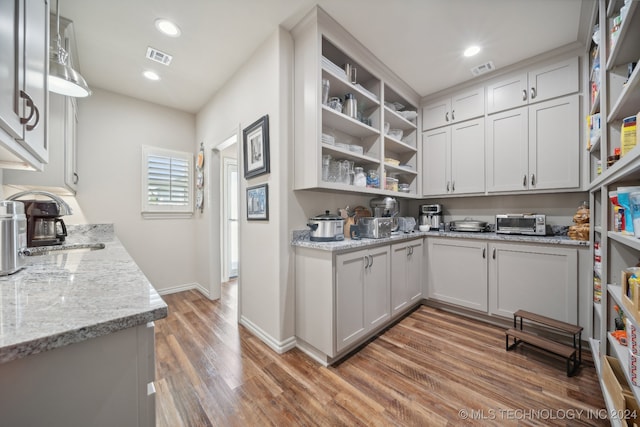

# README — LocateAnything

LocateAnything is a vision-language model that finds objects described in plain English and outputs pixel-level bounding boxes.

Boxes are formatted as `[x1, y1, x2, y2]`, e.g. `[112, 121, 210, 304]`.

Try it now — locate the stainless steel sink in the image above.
[22, 243, 106, 256]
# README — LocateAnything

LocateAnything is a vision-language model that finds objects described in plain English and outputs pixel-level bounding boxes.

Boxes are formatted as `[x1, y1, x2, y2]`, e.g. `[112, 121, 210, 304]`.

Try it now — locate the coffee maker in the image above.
[23, 200, 67, 246]
[419, 204, 443, 229]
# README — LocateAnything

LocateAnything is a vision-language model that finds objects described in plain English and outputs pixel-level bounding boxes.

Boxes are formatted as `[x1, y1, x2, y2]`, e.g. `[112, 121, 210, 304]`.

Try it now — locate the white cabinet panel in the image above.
[489, 243, 578, 323]
[486, 94, 579, 193]
[428, 238, 488, 312]
[0, 0, 48, 169]
[422, 127, 449, 195]
[450, 118, 485, 194]
[528, 95, 579, 190]
[336, 250, 367, 352]
[528, 57, 579, 105]
[487, 73, 528, 115]
[422, 86, 484, 131]
[336, 245, 390, 353]
[486, 107, 529, 192]
[487, 57, 578, 114]
[422, 118, 485, 196]
[391, 239, 424, 317]
[366, 246, 391, 329]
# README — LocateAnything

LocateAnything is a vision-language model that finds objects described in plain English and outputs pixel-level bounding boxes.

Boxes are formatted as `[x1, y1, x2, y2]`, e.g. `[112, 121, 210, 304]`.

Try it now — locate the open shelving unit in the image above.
[589, 0, 640, 421]
[292, 7, 422, 198]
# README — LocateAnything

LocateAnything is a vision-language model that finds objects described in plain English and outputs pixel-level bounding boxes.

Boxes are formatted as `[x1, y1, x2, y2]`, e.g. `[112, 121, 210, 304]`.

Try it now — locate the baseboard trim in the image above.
[157, 282, 203, 296]
[239, 315, 297, 354]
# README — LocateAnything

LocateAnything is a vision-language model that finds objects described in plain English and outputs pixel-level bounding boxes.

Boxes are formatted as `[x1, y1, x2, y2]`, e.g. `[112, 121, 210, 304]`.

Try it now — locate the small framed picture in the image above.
[246, 183, 268, 220]
[243, 115, 270, 179]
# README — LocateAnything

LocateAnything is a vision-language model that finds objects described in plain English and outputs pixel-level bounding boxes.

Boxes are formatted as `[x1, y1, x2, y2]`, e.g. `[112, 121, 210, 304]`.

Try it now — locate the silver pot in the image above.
[307, 211, 344, 242]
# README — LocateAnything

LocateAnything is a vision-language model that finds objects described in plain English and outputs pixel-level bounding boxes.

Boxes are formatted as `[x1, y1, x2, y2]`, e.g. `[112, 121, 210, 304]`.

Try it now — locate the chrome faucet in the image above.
[6, 190, 73, 215]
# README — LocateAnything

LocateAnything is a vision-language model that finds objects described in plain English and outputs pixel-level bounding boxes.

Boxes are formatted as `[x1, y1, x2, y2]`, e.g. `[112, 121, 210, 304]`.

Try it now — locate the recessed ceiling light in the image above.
[155, 18, 181, 37]
[143, 70, 160, 81]
[464, 45, 481, 57]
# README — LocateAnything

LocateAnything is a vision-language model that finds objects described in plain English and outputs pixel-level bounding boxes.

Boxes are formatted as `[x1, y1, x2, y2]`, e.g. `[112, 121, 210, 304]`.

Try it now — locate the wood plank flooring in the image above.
[155, 282, 608, 426]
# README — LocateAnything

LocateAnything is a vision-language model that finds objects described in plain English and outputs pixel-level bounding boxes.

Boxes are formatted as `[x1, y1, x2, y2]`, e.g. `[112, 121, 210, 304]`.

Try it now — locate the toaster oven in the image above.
[358, 217, 393, 239]
[495, 214, 547, 236]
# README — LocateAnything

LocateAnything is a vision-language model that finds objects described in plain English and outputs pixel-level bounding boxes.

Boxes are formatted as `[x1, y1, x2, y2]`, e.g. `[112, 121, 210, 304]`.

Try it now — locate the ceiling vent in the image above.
[146, 47, 172, 66]
[470, 61, 495, 76]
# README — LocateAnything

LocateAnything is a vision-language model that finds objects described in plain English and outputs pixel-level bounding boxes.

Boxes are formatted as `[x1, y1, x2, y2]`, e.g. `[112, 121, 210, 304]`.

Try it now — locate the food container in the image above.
[398, 183, 410, 193]
[385, 177, 398, 192]
[307, 211, 344, 242]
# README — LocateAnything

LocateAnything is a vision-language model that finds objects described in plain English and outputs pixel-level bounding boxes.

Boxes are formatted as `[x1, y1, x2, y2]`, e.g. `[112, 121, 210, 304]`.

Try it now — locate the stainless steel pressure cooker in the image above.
[307, 210, 344, 242]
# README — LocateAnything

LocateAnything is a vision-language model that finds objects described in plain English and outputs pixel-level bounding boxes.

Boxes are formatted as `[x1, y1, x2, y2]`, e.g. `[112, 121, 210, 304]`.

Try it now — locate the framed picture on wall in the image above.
[243, 115, 270, 179]
[246, 183, 269, 220]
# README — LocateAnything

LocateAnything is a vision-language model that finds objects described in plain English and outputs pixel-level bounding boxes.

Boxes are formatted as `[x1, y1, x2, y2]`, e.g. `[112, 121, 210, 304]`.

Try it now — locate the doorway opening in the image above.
[223, 157, 238, 279]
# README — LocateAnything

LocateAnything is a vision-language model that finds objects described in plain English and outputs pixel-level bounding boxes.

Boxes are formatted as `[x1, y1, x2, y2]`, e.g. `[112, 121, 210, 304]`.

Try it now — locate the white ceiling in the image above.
[58, 0, 596, 113]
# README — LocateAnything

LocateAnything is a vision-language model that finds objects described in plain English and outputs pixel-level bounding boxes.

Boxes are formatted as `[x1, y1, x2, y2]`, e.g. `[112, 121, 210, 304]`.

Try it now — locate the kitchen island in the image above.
[0, 224, 167, 427]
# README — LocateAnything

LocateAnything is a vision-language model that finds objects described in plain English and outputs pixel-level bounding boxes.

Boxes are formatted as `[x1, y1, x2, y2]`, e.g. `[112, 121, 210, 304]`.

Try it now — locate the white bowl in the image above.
[419, 225, 430, 232]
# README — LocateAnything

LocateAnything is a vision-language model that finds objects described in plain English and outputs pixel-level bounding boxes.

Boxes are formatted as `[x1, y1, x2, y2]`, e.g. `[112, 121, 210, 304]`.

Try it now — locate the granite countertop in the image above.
[292, 229, 589, 252]
[0, 224, 168, 364]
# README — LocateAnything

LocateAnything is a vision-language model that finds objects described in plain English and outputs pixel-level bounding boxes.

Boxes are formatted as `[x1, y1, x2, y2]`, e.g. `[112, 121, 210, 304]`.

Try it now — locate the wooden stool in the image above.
[505, 310, 583, 376]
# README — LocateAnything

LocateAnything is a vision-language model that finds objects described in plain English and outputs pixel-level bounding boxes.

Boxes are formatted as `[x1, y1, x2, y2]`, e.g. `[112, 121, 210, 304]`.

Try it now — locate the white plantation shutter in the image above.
[142, 146, 194, 216]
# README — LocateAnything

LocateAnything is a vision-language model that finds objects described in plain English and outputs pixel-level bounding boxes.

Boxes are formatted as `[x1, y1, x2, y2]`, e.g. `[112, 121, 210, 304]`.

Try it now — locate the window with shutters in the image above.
[141, 145, 193, 217]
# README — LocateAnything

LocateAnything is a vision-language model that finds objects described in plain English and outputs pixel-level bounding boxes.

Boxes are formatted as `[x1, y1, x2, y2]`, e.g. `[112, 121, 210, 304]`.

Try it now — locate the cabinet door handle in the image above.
[26, 104, 40, 131]
[446, 181, 450, 192]
[364, 256, 369, 269]
[530, 174, 536, 186]
[492, 248, 496, 259]
[445, 112, 449, 122]
[452, 181, 455, 192]
[530, 87, 537, 99]
[451, 109, 455, 121]
[73, 173, 79, 184]
[522, 89, 527, 101]
[482, 248, 486, 259]
[369, 255, 374, 268]
[523, 174, 527, 187]
[19, 90, 36, 126]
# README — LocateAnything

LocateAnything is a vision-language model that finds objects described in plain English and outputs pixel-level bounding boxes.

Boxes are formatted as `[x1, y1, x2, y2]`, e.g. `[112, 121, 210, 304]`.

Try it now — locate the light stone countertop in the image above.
[0, 224, 168, 364]
[292, 229, 589, 252]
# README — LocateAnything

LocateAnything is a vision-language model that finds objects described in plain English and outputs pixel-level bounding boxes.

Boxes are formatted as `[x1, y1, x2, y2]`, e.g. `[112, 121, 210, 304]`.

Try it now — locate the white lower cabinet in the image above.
[0, 323, 156, 427]
[295, 237, 424, 364]
[336, 246, 390, 353]
[427, 237, 579, 323]
[391, 239, 424, 317]
[488, 242, 578, 323]
[427, 238, 488, 312]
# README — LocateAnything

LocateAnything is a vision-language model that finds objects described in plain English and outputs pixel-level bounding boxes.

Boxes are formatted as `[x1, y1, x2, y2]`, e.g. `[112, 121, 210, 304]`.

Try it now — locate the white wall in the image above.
[195, 28, 296, 349]
[74, 88, 198, 293]
[409, 192, 589, 227]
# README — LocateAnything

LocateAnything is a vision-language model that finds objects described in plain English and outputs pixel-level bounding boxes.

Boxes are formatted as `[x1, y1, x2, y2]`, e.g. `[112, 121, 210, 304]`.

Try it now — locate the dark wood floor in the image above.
[155, 282, 607, 426]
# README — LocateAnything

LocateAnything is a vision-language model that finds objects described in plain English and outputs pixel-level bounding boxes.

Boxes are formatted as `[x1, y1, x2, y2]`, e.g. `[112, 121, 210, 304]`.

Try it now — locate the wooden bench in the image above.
[505, 310, 583, 376]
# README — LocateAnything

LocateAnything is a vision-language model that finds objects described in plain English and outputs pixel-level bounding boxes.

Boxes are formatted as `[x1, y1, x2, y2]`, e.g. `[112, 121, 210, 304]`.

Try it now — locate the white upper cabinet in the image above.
[0, 0, 49, 169]
[422, 86, 484, 131]
[422, 117, 485, 196]
[486, 94, 579, 193]
[487, 56, 579, 114]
